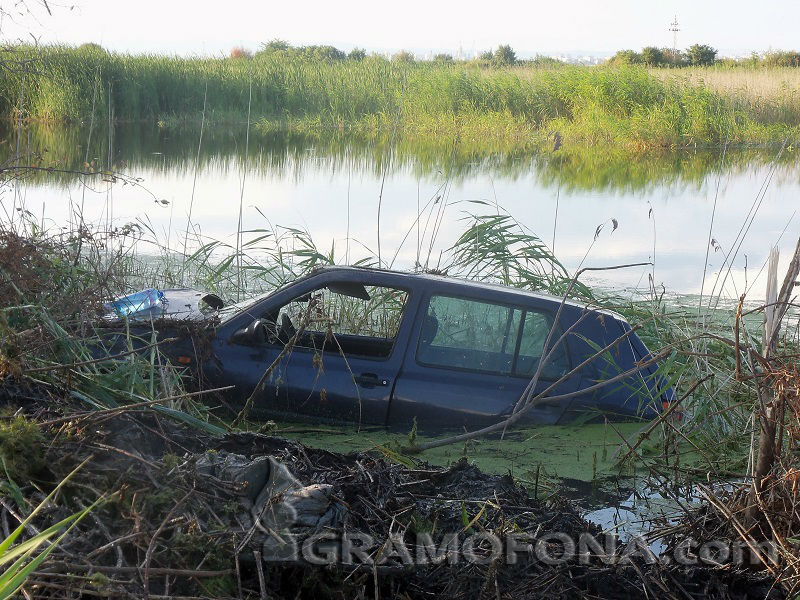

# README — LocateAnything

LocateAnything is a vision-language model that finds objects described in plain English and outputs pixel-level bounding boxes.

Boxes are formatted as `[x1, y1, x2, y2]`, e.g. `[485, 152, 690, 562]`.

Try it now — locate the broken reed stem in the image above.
[616, 374, 711, 465]
[254, 550, 268, 600]
[143, 487, 194, 598]
[25, 337, 179, 373]
[511, 262, 651, 415]
[181, 80, 207, 287]
[406, 345, 672, 454]
[39, 563, 234, 578]
[749, 237, 800, 511]
[752, 248, 781, 504]
[408, 319, 751, 455]
[699, 483, 779, 575]
[40, 385, 235, 426]
[735, 294, 744, 380]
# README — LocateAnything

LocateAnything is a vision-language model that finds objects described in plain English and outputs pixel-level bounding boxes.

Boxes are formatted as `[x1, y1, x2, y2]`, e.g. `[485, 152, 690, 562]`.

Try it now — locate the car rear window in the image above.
[514, 309, 571, 379]
[416, 294, 570, 378]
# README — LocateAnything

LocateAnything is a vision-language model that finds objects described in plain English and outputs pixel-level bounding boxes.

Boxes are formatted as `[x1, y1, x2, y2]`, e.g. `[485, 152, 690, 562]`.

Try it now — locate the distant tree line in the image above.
[228, 40, 562, 68]
[230, 40, 800, 69]
[745, 50, 800, 67]
[609, 45, 800, 68]
[252, 39, 366, 61]
[609, 44, 718, 67]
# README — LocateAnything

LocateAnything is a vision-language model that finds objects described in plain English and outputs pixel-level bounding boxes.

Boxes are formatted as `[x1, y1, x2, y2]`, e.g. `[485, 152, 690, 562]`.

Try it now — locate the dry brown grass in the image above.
[654, 67, 800, 96]
[652, 67, 800, 126]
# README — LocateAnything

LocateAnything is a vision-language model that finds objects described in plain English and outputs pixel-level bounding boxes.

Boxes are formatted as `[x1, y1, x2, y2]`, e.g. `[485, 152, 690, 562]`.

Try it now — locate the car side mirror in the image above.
[231, 318, 270, 346]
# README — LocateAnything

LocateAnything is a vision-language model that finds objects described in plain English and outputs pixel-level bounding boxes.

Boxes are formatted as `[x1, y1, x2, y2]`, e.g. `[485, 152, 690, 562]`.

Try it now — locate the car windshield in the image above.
[216, 288, 279, 322]
[215, 277, 377, 324]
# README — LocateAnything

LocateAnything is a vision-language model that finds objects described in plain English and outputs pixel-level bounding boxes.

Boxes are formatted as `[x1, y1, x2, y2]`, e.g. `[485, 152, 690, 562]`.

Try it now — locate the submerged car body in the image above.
[113, 267, 672, 429]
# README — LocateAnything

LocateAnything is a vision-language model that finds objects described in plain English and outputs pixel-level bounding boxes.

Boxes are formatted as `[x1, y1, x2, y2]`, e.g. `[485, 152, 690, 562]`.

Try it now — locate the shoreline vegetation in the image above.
[1, 45, 799, 152]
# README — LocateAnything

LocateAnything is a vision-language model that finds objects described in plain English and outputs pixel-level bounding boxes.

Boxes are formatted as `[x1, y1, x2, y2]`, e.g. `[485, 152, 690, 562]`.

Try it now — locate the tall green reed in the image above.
[1, 45, 797, 149]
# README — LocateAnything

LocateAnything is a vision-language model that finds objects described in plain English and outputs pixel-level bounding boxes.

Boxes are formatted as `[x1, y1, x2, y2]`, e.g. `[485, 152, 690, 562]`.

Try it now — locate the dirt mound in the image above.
[0, 380, 784, 599]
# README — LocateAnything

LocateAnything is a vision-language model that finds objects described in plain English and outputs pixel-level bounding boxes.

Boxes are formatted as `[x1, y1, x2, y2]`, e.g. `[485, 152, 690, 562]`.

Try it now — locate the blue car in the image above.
[111, 266, 672, 429]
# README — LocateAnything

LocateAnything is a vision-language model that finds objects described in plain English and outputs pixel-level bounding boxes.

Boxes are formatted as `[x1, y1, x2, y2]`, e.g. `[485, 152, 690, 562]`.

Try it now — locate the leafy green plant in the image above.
[492, 45, 517, 67]
[686, 44, 717, 67]
[0, 460, 101, 599]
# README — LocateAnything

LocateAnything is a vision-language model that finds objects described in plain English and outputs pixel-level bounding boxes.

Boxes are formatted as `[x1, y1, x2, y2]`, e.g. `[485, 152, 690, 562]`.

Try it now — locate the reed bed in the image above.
[1, 46, 799, 150]
[657, 66, 800, 98]
[654, 66, 800, 127]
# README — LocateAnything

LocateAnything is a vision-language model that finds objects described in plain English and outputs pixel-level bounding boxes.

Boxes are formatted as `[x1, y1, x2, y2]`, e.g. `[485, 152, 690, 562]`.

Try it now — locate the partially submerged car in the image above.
[108, 266, 672, 429]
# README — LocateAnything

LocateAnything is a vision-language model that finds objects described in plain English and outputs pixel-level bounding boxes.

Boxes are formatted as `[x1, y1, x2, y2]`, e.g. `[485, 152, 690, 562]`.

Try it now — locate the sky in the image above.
[1, 0, 798, 58]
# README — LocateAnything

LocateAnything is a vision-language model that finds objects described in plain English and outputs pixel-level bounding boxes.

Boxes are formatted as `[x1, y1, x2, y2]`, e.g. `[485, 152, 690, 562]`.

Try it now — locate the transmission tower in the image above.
[669, 15, 680, 56]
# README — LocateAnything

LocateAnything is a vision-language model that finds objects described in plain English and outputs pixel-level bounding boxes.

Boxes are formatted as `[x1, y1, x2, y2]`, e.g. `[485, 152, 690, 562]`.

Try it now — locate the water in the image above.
[2, 122, 800, 298]
[558, 475, 708, 554]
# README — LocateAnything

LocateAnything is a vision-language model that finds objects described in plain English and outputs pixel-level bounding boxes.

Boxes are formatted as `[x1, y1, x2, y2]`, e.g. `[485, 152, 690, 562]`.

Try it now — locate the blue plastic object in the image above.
[109, 288, 164, 317]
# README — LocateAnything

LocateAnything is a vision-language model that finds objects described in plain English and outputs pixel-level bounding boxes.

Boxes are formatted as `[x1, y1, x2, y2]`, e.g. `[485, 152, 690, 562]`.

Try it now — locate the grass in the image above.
[0, 227, 227, 433]
[0, 416, 45, 481]
[0, 461, 101, 599]
[1, 45, 799, 150]
[653, 66, 800, 128]
[1, 46, 797, 590]
[656, 66, 800, 100]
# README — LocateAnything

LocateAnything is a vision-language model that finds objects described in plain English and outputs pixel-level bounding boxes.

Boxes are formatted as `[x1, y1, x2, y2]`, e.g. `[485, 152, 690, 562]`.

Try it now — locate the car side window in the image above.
[514, 310, 570, 379]
[274, 283, 408, 359]
[416, 295, 570, 378]
[417, 295, 521, 374]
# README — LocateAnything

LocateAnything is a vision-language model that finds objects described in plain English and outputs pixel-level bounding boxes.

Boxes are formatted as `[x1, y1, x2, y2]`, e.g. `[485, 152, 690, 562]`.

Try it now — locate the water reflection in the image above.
[2, 121, 799, 297]
[3, 121, 798, 192]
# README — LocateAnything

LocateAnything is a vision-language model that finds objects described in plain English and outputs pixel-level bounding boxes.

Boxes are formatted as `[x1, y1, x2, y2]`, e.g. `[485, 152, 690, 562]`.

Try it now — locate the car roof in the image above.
[309, 265, 627, 321]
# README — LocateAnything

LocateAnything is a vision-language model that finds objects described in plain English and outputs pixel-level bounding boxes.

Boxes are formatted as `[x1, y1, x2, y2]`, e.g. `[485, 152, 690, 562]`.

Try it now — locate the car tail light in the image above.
[663, 400, 683, 421]
[177, 356, 192, 365]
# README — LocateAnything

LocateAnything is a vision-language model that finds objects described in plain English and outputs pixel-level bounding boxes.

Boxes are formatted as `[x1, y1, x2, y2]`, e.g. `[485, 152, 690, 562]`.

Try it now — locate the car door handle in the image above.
[354, 373, 389, 388]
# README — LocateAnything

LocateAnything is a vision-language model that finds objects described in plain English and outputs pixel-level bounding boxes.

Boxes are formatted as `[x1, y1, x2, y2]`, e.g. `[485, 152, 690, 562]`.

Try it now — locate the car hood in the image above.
[105, 288, 225, 322]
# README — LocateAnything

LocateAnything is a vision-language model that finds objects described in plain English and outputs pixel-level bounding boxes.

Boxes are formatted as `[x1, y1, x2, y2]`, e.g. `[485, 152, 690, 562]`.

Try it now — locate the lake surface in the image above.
[2, 122, 800, 299]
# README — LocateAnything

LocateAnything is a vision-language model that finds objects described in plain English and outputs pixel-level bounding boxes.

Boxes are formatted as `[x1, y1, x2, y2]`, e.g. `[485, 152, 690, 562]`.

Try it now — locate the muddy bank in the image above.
[0, 379, 783, 599]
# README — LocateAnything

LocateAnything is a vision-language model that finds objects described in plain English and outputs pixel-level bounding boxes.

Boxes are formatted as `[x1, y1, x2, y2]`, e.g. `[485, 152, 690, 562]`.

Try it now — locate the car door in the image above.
[388, 292, 579, 431]
[212, 278, 411, 425]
